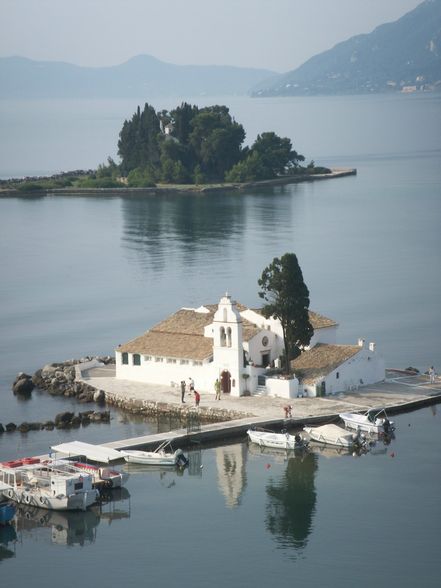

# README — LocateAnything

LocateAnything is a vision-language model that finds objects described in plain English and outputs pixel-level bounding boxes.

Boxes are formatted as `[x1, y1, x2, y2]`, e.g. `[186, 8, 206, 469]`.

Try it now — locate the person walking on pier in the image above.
[194, 390, 200, 407]
[214, 378, 221, 400]
[188, 377, 194, 393]
[180, 380, 186, 403]
[429, 366, 436, 384]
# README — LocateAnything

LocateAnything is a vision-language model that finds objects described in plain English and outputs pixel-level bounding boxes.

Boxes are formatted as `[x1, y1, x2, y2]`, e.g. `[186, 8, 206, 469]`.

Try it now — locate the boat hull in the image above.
[122, 449, 186, 466]
[303, 424, 358, 448]
[339, 411, 394, 435]
[247, 430, 307, 450]
[2, 486, 99, 511]
[0, 502, 16, 524]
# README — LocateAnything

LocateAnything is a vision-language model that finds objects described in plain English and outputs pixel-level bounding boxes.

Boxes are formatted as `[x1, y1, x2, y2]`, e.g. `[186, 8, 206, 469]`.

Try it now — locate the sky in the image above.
[1, 0, 424, 73]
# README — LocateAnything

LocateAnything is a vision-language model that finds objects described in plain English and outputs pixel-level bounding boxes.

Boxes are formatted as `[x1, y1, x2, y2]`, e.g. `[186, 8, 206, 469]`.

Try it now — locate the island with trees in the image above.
[0, 102, 356, 194]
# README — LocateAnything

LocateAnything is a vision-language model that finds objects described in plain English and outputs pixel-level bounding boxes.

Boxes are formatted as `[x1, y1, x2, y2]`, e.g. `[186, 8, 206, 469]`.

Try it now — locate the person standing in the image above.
[180, 380, 186, 403]
[214, 378, 221, 400]
[194, 390, 200, 407]
[429, 366, 436, 384]
[188, 377, 194, 393]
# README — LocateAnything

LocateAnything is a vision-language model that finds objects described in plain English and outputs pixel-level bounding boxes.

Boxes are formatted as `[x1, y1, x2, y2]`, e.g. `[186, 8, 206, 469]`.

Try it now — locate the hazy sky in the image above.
[1, 0, 423, 72]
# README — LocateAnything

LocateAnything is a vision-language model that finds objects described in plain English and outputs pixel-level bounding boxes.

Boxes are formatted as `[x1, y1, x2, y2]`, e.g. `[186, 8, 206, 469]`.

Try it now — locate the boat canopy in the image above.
[51, 441, 123, 463]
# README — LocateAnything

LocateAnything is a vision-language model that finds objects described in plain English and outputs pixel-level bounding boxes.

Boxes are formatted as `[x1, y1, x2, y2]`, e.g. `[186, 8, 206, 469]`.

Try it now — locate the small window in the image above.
[193, 361, 202, 366]
[180, 359, 189, 365]
[155, 357, 164, 363]
[336, 372, 339, 379]
[167, 358, 177, 364]
[122, 352, 128, 365]
[133, 354, 141, 366]
[144, 355, 152, 361]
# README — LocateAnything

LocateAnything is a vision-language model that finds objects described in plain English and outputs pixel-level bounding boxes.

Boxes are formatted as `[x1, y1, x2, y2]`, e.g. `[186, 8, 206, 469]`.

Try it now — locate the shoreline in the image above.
[4, 359, 441, 453]
[0, 168, 356, 197]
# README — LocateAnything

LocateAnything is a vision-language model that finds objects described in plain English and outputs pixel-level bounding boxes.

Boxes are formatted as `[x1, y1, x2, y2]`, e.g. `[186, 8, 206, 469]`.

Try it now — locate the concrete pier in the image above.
[79, 367, 441, 451]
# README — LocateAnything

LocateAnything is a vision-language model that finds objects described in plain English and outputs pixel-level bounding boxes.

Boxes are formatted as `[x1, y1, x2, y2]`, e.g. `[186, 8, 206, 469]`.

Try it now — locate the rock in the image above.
[0, 423, 4, 434]
[43, 421, 55, 430]
[32, 369, 45, 388]
[93, 389, 105, 403]
[70, 416, 81, 428]
[12, 376, 35, 395]
[28, 422, 43, 431]
[54, 411, 74, 426]
[5, 423, 17, 432]
[55, 421, 70, 429]
[41, 364, 59, 377]
[78, 391, 94, 402]
[18, 422, 30, 433]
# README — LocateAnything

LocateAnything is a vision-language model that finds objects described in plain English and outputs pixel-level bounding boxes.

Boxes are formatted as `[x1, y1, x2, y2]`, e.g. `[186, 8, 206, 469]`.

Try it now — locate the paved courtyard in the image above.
[82, 366, 441, 421]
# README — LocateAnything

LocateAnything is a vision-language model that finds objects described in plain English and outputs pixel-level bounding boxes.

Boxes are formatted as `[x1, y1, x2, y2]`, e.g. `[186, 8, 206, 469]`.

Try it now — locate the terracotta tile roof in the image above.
[291, 343, 360, 384]
[118, 331, 213, 361]
[117, 306, 260, 360]
[308, 311, 338, 329]
[117, 301, 335, 360]
[245, 307, 337, 329]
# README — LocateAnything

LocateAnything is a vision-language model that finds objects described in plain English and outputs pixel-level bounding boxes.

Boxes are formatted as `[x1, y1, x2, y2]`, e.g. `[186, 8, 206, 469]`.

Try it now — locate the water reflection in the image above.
[265, 452, 318, 554]
[9, 487, 130, 549]
[121, 193, 247, 272]
[215, 443, 247, 508]
[0, 524, 16, 562]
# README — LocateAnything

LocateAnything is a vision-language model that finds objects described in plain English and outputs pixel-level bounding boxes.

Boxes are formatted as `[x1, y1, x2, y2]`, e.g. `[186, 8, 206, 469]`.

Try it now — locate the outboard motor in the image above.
[383, 418, 391, 434]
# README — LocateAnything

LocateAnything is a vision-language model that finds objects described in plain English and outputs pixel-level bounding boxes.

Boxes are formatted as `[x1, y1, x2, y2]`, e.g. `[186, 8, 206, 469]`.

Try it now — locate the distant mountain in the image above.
[253, 0, 441, 96]
[0, 54, 275, 99]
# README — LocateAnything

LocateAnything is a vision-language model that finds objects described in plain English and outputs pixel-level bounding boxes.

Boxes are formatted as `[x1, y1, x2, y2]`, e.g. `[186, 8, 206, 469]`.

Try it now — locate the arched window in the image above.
[122, 352, 128, 365]
[220, 326, 226, 347]
[133, 354, 141, 366]
[226, 327, 232, 347]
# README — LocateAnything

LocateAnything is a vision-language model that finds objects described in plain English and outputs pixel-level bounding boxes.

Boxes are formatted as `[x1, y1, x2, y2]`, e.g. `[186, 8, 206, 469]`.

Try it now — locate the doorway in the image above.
[220, 370, 231, 394]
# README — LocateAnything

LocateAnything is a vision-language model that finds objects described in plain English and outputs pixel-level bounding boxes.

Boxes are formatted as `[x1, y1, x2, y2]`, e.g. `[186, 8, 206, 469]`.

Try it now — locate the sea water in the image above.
[0, 93, 440, 585]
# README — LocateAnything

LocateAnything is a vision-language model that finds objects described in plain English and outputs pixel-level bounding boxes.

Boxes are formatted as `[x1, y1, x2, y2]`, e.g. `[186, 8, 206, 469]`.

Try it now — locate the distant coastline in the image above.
[0, 168, 356, 197]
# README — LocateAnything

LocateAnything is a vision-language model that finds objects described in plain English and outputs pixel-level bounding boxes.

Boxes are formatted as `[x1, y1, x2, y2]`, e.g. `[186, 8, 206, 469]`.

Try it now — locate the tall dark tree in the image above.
[189, 105, 245, 180]
[258, 253, 313, 373]
[118, 103, 161, 175]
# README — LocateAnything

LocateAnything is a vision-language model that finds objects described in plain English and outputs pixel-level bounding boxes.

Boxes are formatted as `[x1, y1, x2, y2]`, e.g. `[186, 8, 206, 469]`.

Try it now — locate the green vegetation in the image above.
[1, 102, 332, 193]
[117, 102, 319, 184]
[258, 253, 313, 374]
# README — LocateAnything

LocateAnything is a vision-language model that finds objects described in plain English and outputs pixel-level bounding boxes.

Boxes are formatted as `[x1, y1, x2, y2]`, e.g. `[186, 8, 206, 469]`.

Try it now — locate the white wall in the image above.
[266, 376, 299, 399]
[297, 347, 385, 397]
[115, 351, 218, 393]
[245, 330, 282, 366]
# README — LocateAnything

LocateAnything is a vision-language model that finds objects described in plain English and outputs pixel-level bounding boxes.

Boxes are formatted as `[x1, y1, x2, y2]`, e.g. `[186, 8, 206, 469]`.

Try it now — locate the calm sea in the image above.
[0, 93, 440, 586]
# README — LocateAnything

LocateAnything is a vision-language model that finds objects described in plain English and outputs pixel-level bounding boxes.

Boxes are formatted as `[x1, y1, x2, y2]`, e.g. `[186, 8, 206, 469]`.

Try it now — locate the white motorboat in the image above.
[303, 424, 365, 449]
[339, 409, 395, 435]
[247, 429, 308, 451]
[121, 441, 188, 467]
[0, 457, 99, 511]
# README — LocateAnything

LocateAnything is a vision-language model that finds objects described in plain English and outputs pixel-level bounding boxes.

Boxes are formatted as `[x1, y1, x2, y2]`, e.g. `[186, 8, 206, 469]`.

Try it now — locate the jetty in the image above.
[78, 366, 441, 453]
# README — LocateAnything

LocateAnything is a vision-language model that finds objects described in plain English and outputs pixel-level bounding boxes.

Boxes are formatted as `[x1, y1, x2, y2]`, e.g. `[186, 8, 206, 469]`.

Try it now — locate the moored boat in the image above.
[121, 441, 188, 467]
[339, 409, 395, 435]
[303, 424, 366, 449]
[247, 428, 308, 451]
[0, 458, 99, 511]
[0, 501, 16, 525]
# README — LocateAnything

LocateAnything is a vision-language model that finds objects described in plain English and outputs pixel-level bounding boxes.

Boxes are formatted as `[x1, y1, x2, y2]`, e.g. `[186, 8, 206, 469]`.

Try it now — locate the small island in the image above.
[0, 102, 355, 194]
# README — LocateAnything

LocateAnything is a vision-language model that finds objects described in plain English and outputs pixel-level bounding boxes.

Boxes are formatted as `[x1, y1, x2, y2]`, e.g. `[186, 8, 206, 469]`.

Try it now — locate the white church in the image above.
[115, 293, 385, 399]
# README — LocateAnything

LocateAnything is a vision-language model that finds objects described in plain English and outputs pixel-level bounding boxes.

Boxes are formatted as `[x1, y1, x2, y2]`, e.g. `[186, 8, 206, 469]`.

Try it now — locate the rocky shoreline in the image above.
[6, 356, 248, 431]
